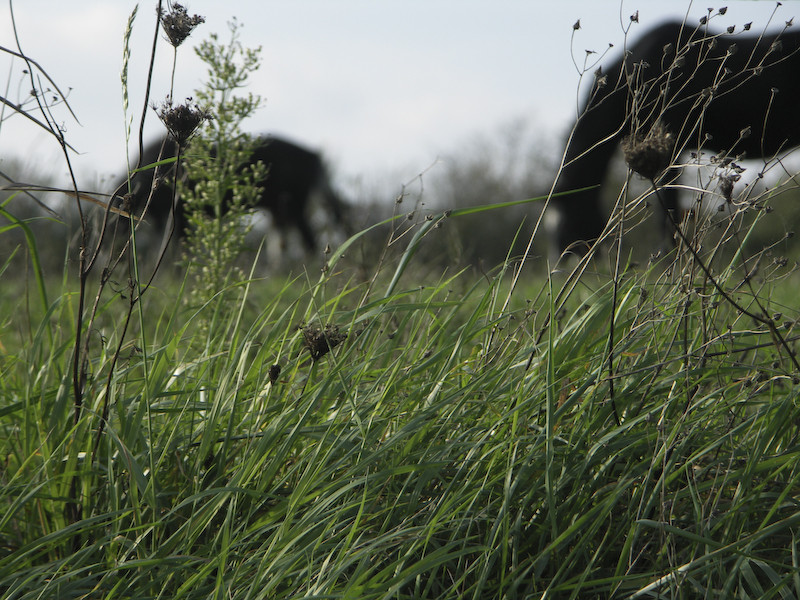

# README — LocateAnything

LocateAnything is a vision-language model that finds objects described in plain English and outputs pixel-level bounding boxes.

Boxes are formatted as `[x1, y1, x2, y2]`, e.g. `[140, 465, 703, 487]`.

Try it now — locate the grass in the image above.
[2, 198, 800, 599]
[3, 4, 800, 598]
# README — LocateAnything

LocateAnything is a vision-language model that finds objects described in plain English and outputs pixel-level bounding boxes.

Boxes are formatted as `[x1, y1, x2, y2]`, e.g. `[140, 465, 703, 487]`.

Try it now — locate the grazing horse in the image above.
[113, 134, 349, 251]
[548, 19, 800, 256]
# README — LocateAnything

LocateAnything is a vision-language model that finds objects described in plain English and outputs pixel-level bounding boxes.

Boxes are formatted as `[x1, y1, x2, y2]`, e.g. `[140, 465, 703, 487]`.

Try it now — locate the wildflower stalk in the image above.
[82, 2, 208, 482]
[620, 119, 799, 374]
[180, 19, 263, 315]
[652, 183, 800, 373]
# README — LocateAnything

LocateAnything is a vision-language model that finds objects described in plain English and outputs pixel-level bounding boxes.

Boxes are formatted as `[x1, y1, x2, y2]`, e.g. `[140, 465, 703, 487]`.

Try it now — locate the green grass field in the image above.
[4, 3, 800, 597]
[2, 202, 800, 598]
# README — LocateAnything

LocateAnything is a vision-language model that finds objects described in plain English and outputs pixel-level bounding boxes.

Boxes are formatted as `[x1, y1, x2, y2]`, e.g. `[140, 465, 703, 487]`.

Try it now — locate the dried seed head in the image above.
[718, 173, 741, 202]
[622, 122, 673, 181]
[593, 66, 607, 89]
[121, 193, 133, 214]
[155, 97, 211, 146]
[300, 324, 348, 361]
[268, 364, 281, 384]
[159, 3, 205, 48]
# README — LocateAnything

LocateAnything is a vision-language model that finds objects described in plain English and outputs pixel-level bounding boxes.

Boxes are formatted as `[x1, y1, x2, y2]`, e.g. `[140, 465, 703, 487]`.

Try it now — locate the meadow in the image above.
[3, 4, 800, 599]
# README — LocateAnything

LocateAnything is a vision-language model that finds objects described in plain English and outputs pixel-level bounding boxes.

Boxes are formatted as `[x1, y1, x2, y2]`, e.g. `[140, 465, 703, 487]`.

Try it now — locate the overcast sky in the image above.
[0, 1, 794, 195]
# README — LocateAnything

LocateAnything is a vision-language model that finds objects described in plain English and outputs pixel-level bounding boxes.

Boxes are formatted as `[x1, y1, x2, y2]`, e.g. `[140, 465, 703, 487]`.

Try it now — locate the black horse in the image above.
[548, 19, 800, 256]
[113, 134, 349, 251]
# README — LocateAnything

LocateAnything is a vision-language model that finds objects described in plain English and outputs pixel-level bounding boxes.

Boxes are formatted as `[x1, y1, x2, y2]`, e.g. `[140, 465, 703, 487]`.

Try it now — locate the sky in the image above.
[0, 1, 795, 197]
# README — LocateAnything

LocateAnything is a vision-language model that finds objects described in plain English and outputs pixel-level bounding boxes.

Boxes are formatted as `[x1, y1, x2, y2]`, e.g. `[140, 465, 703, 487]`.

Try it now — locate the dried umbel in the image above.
[622, 122, 674, 181]
[268, 364, 281, 384]
[155, 97, 211, 146]
[301, 324, 348, 362]
[718, 172, 741, 203]
[160, 3, 205, 48]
